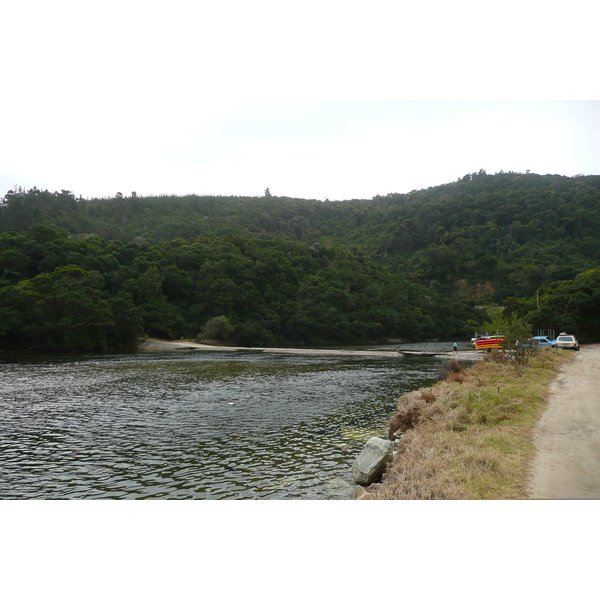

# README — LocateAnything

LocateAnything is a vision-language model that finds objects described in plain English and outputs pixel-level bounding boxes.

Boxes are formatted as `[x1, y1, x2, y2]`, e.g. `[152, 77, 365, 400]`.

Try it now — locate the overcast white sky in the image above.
[1, 1, 598, 201]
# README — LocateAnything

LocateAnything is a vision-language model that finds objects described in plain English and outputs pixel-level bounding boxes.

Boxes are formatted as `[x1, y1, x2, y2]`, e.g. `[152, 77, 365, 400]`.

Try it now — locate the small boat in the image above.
[396, 350, 440, 357]
[472, 332, 504, 351]
[475, 337, 504, 350]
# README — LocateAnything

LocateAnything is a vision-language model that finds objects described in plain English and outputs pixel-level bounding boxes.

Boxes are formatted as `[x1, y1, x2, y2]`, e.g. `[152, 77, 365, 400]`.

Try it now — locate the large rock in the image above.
[352, 437, 395, 486]
[327, 477, 355, 499]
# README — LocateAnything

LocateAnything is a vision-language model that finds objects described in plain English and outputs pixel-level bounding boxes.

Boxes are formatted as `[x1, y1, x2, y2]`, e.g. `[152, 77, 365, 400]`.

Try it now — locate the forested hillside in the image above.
[0, 230, 477, 351]
[1, 171, 599, 350]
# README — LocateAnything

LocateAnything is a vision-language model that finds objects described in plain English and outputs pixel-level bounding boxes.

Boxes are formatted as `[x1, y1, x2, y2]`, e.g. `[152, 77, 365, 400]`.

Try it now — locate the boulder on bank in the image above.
[352, 437, 395, 486]
[327, 477, 355, 499]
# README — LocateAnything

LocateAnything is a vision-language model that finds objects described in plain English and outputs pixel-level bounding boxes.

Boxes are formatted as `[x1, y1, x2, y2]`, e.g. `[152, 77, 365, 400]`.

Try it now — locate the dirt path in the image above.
[529, 344, 600, 499]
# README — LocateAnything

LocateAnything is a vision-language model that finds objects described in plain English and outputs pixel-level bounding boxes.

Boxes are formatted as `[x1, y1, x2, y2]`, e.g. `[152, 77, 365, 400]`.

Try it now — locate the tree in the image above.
[123, 265, 185, 338]
[107, 294, 143, 348]
[1, 265, 113, 351]
[486, 313, 534, 369]
[200, 315, 234, 342]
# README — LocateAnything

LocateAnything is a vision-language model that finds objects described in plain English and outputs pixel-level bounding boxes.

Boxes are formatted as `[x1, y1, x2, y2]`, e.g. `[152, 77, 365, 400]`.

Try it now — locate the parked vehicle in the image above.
[530, 335, 556, 347]
[555, 332, 580, 351]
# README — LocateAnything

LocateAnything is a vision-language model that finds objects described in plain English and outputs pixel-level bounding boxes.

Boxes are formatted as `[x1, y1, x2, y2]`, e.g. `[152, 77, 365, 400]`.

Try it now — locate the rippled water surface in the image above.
[0, 346, 450, 499]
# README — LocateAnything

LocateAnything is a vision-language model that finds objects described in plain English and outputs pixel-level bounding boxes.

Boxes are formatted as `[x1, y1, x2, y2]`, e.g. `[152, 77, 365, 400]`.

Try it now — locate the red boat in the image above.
[472, 333, 505, 351]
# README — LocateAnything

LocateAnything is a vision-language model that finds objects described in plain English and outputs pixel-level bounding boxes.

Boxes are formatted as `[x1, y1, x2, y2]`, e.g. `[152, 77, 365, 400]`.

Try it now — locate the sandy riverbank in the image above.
[137, 338, 484, 360]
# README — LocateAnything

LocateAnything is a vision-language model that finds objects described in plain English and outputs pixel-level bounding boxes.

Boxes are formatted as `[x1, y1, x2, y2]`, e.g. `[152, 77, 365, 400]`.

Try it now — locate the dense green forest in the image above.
[1, 170, 599, 351]
[0, 229, 477, 351]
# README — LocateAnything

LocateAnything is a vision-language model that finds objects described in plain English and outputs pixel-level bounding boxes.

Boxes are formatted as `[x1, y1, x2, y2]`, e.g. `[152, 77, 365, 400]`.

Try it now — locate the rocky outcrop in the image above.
[351, 437, 395, 486]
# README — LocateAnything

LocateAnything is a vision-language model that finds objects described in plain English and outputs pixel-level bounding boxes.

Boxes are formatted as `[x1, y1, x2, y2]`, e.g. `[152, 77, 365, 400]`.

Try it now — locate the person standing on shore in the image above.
[453, 342, 458, 352]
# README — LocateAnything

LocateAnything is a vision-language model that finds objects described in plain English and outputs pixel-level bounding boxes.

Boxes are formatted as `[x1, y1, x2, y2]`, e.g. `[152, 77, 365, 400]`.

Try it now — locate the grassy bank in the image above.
[364, 348, 575, 500]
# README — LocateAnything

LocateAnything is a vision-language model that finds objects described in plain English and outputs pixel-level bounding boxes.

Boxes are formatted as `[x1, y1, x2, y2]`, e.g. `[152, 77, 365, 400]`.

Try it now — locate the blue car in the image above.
[530, 335, 556, 347]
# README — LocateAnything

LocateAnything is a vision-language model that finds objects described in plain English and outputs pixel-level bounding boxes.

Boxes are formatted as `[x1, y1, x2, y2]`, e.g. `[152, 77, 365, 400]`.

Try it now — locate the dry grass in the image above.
[366, 348, 575, 500]
[444, 358, 467, 383]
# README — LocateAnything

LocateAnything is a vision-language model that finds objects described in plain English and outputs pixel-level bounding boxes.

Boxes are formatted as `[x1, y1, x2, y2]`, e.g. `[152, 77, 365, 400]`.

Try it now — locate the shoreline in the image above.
[137, 338, 484, 360]
[358, 346, 582, 499]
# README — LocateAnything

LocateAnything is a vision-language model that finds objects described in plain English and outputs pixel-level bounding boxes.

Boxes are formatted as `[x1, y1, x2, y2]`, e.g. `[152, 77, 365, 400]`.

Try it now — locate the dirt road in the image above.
[529, 344, 600, 499]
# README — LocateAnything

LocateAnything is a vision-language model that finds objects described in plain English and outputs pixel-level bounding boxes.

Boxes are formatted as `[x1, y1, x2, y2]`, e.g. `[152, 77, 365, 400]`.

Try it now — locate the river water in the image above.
[0, 343, 457, 500]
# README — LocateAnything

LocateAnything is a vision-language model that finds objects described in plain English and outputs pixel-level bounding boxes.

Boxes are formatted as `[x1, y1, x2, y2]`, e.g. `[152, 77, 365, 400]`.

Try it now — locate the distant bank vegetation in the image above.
[1, 171, 599, 351]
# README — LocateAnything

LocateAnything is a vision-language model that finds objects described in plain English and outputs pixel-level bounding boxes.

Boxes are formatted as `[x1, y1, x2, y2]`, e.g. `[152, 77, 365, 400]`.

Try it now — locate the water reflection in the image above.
[0, 348, 449, 499]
